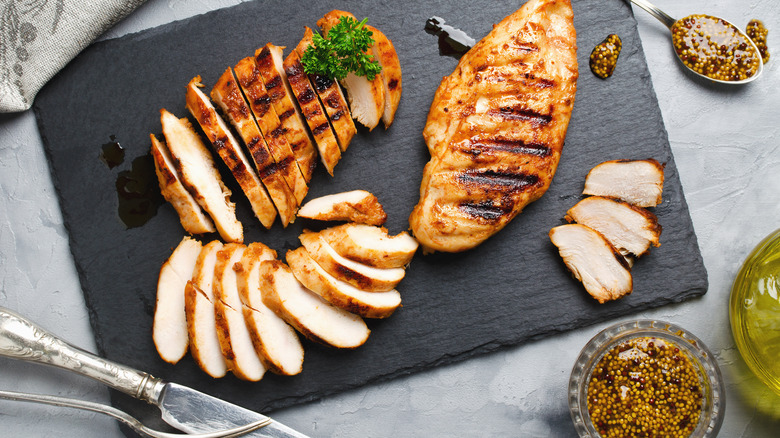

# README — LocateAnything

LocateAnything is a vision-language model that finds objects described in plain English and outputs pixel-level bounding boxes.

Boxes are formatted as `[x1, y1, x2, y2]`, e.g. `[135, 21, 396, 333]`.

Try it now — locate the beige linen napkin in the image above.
[0, 0, 146, 112]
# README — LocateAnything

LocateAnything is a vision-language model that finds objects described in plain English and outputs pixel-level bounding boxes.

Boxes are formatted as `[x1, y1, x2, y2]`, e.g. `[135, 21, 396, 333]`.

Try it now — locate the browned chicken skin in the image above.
[409, 0, 578, 253]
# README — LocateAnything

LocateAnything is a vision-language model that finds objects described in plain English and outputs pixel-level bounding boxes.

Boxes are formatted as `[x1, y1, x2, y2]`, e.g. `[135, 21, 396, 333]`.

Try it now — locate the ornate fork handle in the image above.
[0, 306, 164, 404]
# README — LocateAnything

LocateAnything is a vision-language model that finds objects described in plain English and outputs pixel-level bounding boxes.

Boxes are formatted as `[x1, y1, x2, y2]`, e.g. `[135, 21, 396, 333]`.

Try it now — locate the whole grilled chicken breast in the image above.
[409, 0, 578, 252]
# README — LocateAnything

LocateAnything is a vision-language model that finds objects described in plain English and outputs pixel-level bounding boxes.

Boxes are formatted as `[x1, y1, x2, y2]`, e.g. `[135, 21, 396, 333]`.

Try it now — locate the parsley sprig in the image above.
[302, 16, 382, 81]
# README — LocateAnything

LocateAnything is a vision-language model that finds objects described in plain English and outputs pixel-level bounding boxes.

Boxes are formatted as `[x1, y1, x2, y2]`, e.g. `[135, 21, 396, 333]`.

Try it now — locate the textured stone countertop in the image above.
[1, 0, 778, 436]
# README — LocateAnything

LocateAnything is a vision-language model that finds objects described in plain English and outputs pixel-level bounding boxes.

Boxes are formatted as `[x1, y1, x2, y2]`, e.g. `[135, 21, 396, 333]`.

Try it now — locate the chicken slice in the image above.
[235, 243, 304, 376]
[319, 224, 418, 269]
[549, 224, 633, 303]
[565, 196, 661, 258]
[210, 67, 297, 227]
[186, 76, 277, 229]
[185, 240, 227, 378]
[583, 159, 664, 207]
[317, 11, 386, 131]
[153, 236, 202, 364]
[294, 27, 357, 152]
[213, 243, 266, 381]
[367, 24, 402, 128]
[286, 247, 402, 318]
[150, 134, 215, 234]
[297, 190, 387, 225]
[232, 58, 309, 205]
[283, 48, 342, 175]
[298, 230, 405, 292]
[160, 109, 242, 243]
[255, 44, 319, 182]
[410, 0, 578, 253]
[260, 259, 370, 348]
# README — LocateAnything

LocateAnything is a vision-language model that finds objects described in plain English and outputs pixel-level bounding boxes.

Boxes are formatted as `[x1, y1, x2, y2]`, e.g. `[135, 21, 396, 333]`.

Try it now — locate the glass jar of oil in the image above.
[731, 229, 780, 396]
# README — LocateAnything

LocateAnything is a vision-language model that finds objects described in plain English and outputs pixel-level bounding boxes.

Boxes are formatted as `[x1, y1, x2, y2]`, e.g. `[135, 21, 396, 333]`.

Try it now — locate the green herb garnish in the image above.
[302, 16, 382, 81]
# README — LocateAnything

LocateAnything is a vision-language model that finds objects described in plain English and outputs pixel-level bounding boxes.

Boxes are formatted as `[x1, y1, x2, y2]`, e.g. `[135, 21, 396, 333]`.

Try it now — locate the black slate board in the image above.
[34, 0, 707, 429]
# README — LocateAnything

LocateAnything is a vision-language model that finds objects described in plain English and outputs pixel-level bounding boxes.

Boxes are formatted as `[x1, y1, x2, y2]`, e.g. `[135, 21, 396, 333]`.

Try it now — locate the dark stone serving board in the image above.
[34, 0, 707, 431]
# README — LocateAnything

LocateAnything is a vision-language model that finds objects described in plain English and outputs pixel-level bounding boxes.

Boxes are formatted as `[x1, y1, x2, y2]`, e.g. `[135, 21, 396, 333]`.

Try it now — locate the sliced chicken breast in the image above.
[549, 224, 633, 304]
[213, 243, 266, 381]
[235, 243, 304, 376]
[283, 48, 343, 175]
[160, 109, 242, 243]
[299, 231, 405, 292]
[297, 190, 387, 225]
[150, 134, 215, 234]
[367, 24, 402, 128]
[319, 224, 418, 268]
[294, 27, 357, 151]
[565, 196, 661, 258]
[185, 240, 227, 378]
[255, 44, 319, 182]
[186, 76, 277, 229]
[233, 57, 309, 205]
[260, 259, 370, 348]
[583, 159, 665, 207]
[153, 236, 202, 364]
[210, 67, 297, 227]
[317, 10, 385, 131]
[286, 247, 402, 318]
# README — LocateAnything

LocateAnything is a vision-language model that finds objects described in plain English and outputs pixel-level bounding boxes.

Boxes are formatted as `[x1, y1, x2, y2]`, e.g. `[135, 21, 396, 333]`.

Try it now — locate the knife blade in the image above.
[0, 306, 309, 438]
[156, 382, 308, 437]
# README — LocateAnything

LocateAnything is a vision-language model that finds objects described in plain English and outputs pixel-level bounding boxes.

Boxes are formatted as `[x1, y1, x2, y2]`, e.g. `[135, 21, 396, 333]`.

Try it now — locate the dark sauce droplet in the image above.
[425, 16, 476, 59]
[100, 135, 125, 169]
[115, 153, 164, 229]
[590, 34, 622, 79]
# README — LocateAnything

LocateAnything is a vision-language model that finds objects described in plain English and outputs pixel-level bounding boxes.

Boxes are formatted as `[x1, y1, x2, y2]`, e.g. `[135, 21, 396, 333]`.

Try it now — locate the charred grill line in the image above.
[488, 105, 552, 125]
[459, 201, 509, 221]
[463, 138, 551, 157]
[458, 169, 540, 193]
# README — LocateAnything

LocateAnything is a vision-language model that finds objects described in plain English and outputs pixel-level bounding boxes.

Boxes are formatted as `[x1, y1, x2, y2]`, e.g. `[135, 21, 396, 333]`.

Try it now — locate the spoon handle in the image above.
[629, 0, 676, 28]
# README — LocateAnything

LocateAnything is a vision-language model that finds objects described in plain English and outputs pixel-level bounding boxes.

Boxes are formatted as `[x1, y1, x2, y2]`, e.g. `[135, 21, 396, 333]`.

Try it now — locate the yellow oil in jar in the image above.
[730, 229, 780, 395]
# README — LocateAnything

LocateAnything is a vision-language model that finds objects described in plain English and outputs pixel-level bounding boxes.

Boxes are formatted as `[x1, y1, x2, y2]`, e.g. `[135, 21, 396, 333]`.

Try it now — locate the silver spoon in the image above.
[630, 0, 763, 84]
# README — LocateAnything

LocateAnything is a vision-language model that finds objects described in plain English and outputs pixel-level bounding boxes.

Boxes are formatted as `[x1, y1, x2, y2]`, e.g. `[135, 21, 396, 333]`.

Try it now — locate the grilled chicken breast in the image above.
[317, 10, 386, 131]
[550, 224, 633, 303]
[255, 44, 319, 183]
[294, 27, 357, 151]
[410, 0, 578, 252]
[583, 159, 664, 207]
[319, 224, 419, 269]
[367, 24, 402, 128]
[211, 67, 298, 226]
[150, 134, 215, 235]
[186, 77, 277, 229]
[232, 57, 310, 206]
[160, 109, 242, 243]
[284, 48, 343, 175]
[297, 190, 387, 225]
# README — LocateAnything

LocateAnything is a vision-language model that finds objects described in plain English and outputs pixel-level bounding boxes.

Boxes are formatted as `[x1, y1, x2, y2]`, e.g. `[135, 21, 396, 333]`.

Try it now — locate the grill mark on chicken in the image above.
[488, 105, 552, 125]
[461, 138, 551, 158]
[388, 78, 399, 90]
[459, 201, 510, 221]
[324, 95, 343, 111]
[270, 127, 284, 139]
[311, 74, 334, 93]
[458, 169, 540, 193]
[312, 122, 330, 136]
[278, 108, 295, 121]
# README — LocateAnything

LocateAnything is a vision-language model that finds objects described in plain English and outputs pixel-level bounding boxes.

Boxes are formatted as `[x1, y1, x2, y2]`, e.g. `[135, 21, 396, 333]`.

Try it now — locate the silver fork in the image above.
[0, 389, 269, 438]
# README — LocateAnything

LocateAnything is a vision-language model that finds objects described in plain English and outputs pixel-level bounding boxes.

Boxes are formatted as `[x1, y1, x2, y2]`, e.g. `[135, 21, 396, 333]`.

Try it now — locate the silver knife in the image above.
[0, 306, 309, 438]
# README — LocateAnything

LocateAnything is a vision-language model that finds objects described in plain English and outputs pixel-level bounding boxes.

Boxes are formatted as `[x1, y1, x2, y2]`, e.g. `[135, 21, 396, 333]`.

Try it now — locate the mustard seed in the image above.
[590, 34, 622, 79]
[587, 337, 703, 438]
[746, 19, 770, 64]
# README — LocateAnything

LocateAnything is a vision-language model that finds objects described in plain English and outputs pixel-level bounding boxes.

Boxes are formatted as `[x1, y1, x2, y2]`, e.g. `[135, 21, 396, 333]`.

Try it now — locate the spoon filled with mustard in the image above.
[630, 0, 764, 84]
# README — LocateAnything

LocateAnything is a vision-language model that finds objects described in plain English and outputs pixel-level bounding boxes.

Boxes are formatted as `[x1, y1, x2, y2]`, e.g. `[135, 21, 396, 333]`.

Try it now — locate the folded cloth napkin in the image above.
[0, 0, 146, 113]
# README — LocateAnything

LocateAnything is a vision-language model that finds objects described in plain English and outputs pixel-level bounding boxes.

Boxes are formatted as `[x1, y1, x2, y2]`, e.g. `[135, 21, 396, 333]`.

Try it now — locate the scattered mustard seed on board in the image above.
[590, 34, 622, 79]
[746, 19, 770, 64]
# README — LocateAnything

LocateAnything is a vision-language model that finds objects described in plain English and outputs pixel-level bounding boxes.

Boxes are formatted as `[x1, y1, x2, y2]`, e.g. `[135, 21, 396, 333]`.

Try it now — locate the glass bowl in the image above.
[568, 320, 724, 437]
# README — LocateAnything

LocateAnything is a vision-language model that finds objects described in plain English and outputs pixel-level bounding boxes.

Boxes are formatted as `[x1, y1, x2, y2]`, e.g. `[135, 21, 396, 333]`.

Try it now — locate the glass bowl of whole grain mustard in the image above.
[569, 320, 724, 438]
